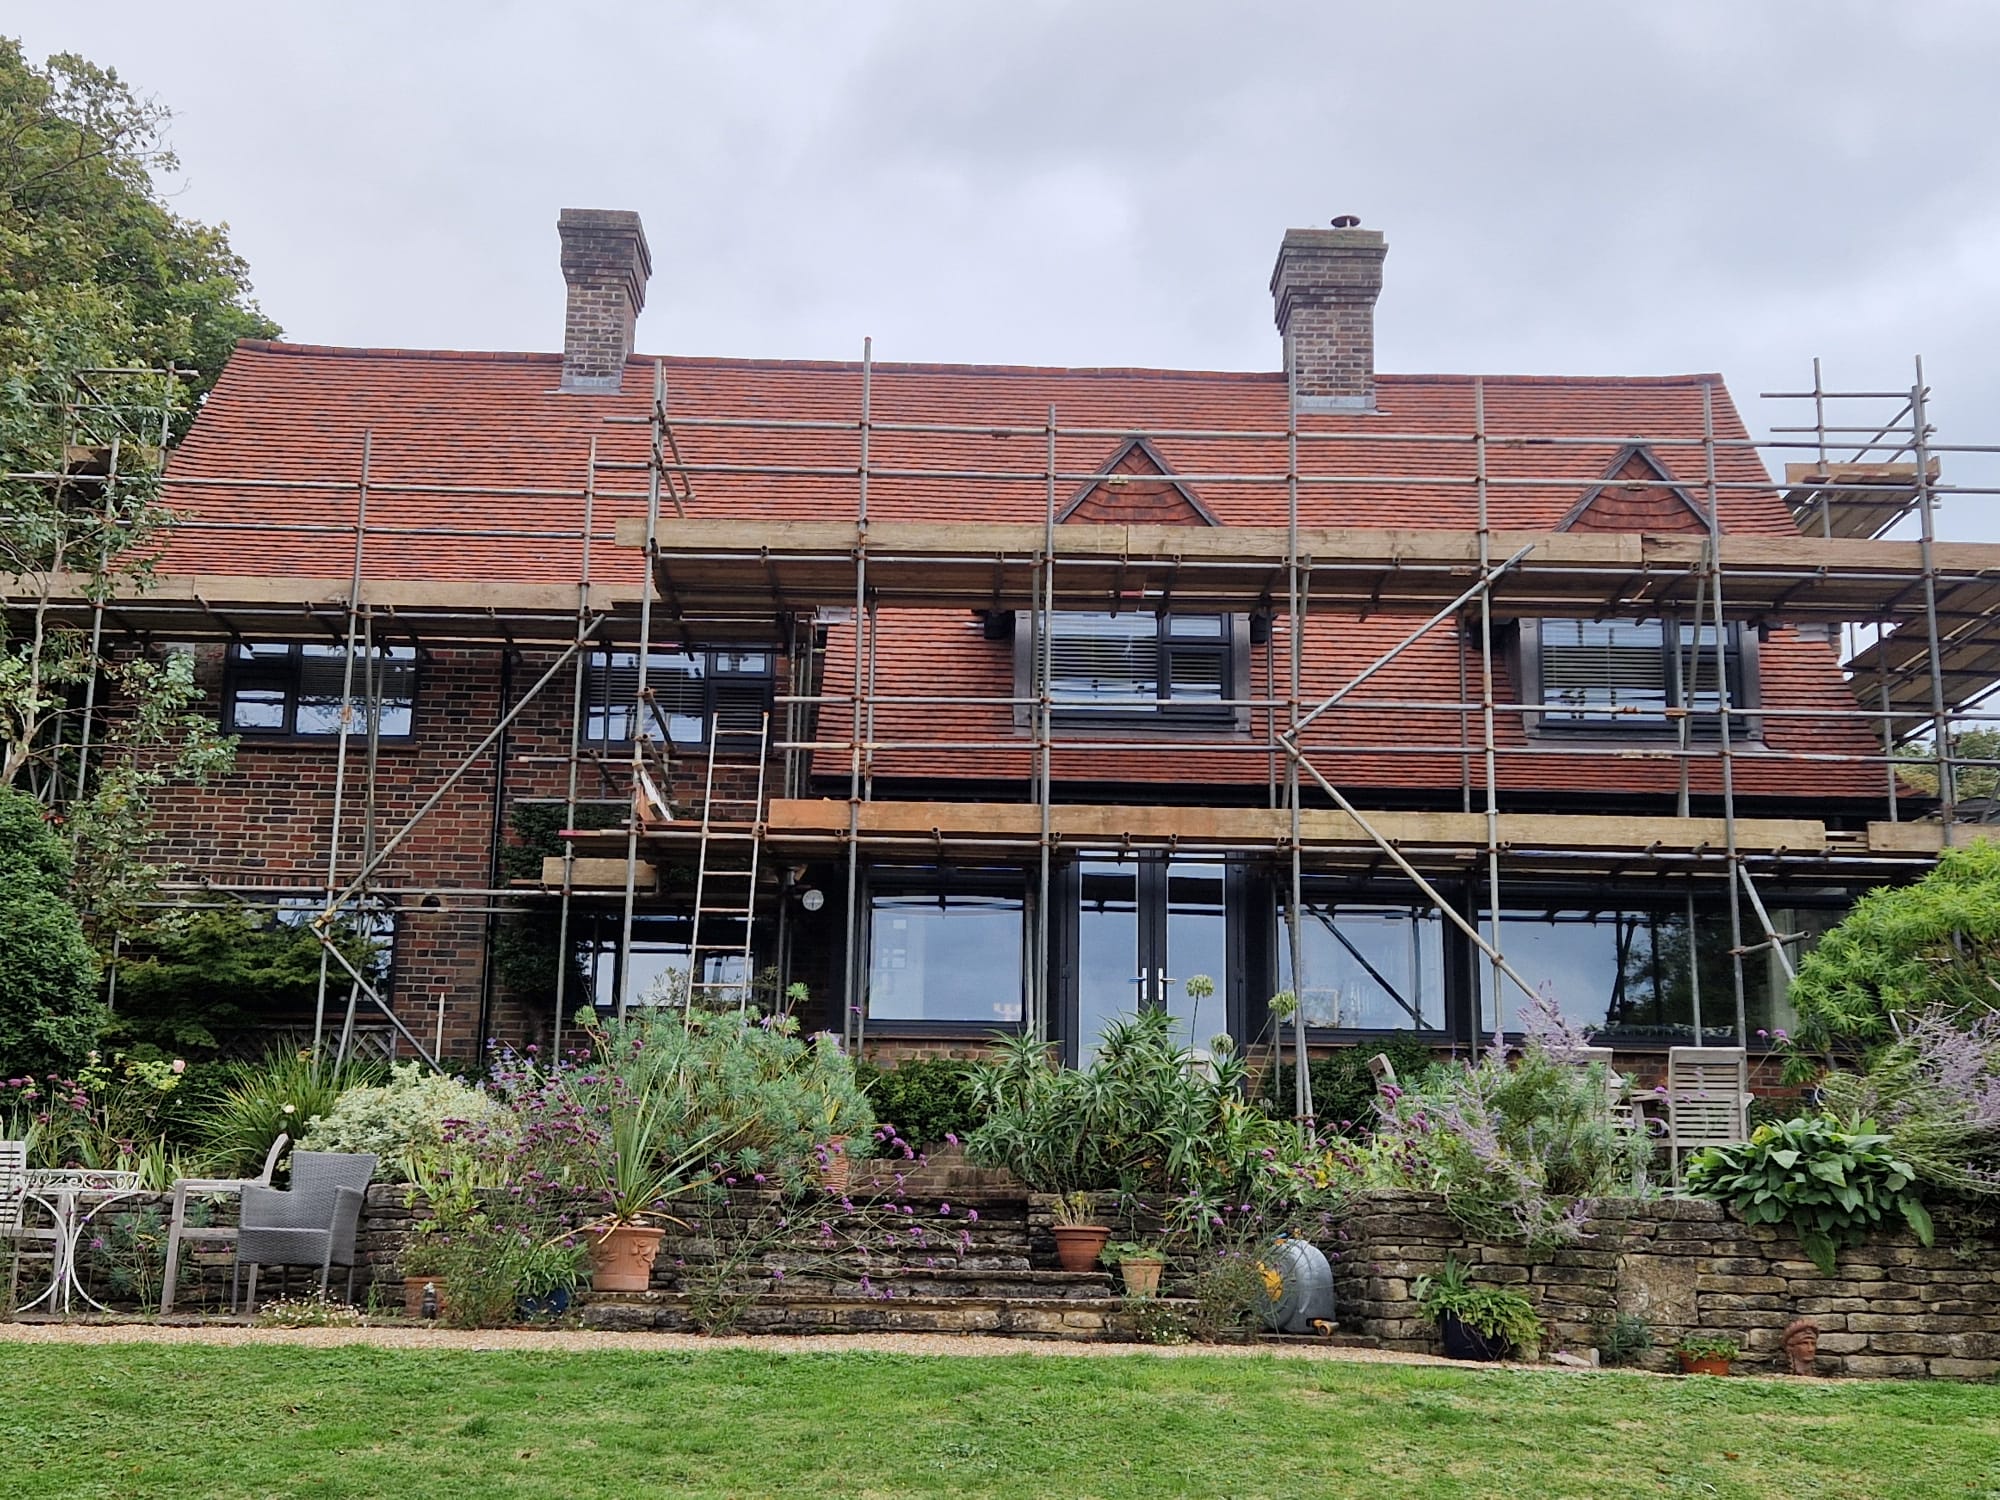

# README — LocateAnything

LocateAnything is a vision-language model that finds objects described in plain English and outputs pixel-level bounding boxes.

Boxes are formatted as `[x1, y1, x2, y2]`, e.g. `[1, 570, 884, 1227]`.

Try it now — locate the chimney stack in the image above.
[1270, 220, 1386, 411]
[557, 209, 651, 392]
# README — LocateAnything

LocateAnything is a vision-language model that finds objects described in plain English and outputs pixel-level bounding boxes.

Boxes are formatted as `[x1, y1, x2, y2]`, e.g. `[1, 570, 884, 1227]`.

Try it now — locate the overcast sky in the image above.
[17, 1, 2000, 528]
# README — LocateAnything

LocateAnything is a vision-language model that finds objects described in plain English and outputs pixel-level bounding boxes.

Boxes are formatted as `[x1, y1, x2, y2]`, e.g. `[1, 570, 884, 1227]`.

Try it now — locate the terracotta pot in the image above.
[1119, 1257, 1166, 1298]
[588, 1223, 666, 1293]
[1051, 1223, 1111, 1273]
[1677, 1353, 1732, 1377]
[402, 1276, 448, 1319]
[819, 1135, 852, 1196]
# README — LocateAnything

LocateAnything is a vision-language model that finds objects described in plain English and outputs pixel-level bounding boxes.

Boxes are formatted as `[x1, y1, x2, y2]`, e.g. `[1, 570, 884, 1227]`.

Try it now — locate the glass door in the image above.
[1071, 854, 1233, 1061]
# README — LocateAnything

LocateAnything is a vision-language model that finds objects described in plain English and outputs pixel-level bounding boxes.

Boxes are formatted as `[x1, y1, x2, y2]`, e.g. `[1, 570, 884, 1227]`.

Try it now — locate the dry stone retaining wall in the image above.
[1336, 1189, 2000, 1379]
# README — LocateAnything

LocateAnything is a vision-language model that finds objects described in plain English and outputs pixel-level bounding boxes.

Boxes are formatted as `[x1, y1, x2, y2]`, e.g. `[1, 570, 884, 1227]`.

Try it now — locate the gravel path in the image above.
[0, 1320, 1478, 1365]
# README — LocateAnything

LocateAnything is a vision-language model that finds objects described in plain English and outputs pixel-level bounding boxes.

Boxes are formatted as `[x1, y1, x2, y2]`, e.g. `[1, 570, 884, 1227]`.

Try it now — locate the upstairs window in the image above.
[584, 648, 774, 749]
[1044, 611, 1234, 723]
[1531, 616, 1746, 732]
[225, 643, 417, 738]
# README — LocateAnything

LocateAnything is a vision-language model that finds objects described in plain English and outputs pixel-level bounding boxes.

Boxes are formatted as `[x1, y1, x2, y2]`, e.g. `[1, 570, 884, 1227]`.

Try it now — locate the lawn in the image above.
[3, 1343, 1997, 1499]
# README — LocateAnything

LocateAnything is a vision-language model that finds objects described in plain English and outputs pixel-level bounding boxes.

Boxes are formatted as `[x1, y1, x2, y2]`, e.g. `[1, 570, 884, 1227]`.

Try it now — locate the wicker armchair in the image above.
[235, 1151, 377, 1310]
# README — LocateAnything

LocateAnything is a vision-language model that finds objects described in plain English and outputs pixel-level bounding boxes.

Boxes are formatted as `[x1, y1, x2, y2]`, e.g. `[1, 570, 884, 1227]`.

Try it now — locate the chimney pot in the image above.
[557, 209, 651, 393]
[1271, 224, 1387, 412]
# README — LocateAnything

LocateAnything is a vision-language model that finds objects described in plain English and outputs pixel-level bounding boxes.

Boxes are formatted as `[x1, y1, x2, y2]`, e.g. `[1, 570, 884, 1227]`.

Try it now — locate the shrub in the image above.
[1260, 1038, 1438, 1135]
[857, 1056, 983, 1151]
[195, 1050, 387, 1178]
[300, 1062, 507, 1180]
[964, 1011, 1345, 1239]
[1352, 1011, 1651, 1246]
[1594, 1311, 1654, 1367]
[1684, 1115, 1934, 1275]
[1817, 1007, 2000, 1199]
[0, 784, 102, 1079]
[1785, 841, 2000, 1076]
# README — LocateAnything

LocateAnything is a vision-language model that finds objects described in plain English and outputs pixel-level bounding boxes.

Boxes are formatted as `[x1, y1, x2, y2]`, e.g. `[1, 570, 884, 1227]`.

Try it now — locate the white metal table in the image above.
[19, 1167, 145, 1315]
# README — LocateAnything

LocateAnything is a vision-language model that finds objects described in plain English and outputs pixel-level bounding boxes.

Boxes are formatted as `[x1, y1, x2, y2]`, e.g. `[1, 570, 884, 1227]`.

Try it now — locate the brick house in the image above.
[126, 209, 1934, 1069]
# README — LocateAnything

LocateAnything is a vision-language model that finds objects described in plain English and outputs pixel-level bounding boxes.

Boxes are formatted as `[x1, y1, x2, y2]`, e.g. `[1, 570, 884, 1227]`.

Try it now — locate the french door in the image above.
[1072, 854, 1231, 1062]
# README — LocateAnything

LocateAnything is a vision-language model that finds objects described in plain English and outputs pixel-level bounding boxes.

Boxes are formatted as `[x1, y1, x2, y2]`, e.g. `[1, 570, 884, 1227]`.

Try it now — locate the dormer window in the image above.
[1015, 610, 1246, 730]
[1523, 615, 1751, 734]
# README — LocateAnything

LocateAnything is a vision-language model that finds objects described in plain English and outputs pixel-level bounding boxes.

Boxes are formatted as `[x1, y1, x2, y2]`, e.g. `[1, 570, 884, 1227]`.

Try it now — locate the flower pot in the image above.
[1677, 1353, 1732, 1377]
[1439, 1312, 1506, 1361]
[517, 1286, 573, 1320]
[1119, 1257, 1167, 1298]
[819, 1135, 852, 1196]
[1051, 1223, 1111, 1273]
[402, 1276, 448, 1319]
[588, 1224, 666, 1293]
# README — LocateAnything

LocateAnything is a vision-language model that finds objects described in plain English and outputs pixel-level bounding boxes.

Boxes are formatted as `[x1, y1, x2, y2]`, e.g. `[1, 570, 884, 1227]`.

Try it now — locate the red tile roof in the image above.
[163, 342, 1884, 803]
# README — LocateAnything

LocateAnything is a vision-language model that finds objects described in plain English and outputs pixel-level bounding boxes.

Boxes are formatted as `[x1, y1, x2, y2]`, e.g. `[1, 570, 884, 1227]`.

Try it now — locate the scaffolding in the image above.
[8, 350, 1998, 1075]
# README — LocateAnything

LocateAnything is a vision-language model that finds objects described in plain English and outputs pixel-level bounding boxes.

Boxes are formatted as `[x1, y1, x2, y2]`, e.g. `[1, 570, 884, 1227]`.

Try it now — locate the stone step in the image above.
[583, 1291, 1150, 1339]
[765, 1265, 1114, 1299]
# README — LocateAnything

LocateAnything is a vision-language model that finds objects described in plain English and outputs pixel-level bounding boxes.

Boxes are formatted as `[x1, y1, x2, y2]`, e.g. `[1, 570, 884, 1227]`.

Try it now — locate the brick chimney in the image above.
[1270, 219, 1387, 412]
[557, 209, 651, 392]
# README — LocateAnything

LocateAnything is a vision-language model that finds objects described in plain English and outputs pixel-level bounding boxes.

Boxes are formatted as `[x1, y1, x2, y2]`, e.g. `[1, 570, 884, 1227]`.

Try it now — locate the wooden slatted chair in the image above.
[1573, 1045, 1637, 1126]
[1665, 1046, 1751, 1182]
[158, 1133, 288, 1314]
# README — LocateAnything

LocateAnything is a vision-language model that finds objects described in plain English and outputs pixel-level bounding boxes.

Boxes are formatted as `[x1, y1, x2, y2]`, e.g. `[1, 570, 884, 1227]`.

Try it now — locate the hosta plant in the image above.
[1684, 1115, 1934, 1275]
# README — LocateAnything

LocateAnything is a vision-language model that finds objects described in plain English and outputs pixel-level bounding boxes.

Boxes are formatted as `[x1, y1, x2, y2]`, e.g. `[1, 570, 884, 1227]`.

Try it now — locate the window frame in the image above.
[1012, 610, 1252, 734]
[1518, 614, 1759, 739]
[862, 864, 1031, 1035]
[582, 646, 777, 752]
[221, 642, 419, 742]
[1271, 878, 1455, 1040]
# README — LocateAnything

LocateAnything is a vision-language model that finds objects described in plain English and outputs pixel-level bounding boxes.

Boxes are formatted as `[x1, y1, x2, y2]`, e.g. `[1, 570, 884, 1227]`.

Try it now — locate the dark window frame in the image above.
[1518, 614, 1759, 739]
[862, 863, 1031, 1035]
[1012, 610, 1252, 734]
[582, 646, 777, 752]
[222, 642, 419, 741]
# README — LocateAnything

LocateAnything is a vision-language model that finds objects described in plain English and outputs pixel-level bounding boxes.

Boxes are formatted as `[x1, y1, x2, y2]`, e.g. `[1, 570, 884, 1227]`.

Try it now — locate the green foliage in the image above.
[1260, 1037, 1438, 1134]
[1816, 1009, 2000, 1199]
[0, 784, 100, 1076]
[1353, 1033, 1652, 1246]
[0, 40, 279, 411]
[300, 1063, 506, 1181]
[573, 1008, 875, 1198]
[856, 1056, 983, 1151]
[103, 906, 364, 1056]
[1785, 842, 2000, 1074]
[964, 1011, 1344, 1238]
[489, 802, 630, 998]
[1894, 728, 2000, 804]
[1181, 1249, 1271, 1343]
[1412, 1257, 1544, 1354]
[1684, 1116, 1935, 1276]
[1672, 1333, 1740, 1363]
[194, 1049, 388, 1178]
[4, 1048, 193, 1184]
[253, 1294, 366, 1329]
[1123, 1296, 1193, 1345]
[1594, 1311, 1654, 1367]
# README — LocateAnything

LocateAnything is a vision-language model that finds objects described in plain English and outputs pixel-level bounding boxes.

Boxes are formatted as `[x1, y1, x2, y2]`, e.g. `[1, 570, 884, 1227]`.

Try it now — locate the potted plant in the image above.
[1674, 1333, 1739, 1376]
[1104, 1240, 1170, 1297]
[399, 1222, 451, 1318]
[581, 1086, 721, 1293]
[516, 1237, 589, 1319]
[1413, 1258, 1543, 1362]
[1050, 1190, 1113, 1273]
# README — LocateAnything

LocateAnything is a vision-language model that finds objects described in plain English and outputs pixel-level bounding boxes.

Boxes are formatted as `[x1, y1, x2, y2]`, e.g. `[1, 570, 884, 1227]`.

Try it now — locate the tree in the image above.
[1785, 840, 2000, 1076]
[1, 40, 270, 936]
[1894, 728, 2000, 805]
[0, 783, 102, 1076]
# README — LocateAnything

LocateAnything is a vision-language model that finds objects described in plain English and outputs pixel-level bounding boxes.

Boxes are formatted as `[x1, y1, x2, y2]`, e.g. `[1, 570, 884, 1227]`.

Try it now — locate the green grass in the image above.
[3, 1344, 1997, 1499]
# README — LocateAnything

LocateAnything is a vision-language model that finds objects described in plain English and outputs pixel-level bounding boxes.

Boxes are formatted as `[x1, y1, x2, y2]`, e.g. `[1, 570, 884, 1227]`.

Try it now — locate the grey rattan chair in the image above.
[235, 1150, 377, 1310]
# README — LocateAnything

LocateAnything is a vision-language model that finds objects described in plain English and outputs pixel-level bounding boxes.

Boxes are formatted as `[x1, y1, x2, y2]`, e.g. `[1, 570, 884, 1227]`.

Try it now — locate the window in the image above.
[867, 870, 1026, 1027]
[571, 910, 748, 1011]
[225, 643, 416, 738]
[1530, 617, 1746, 731]
[273, 896, 396, 995]
[583, 649, 774, 748]
[1039, 611, 1235, 723]
[1276, 897, 1446, 1032]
